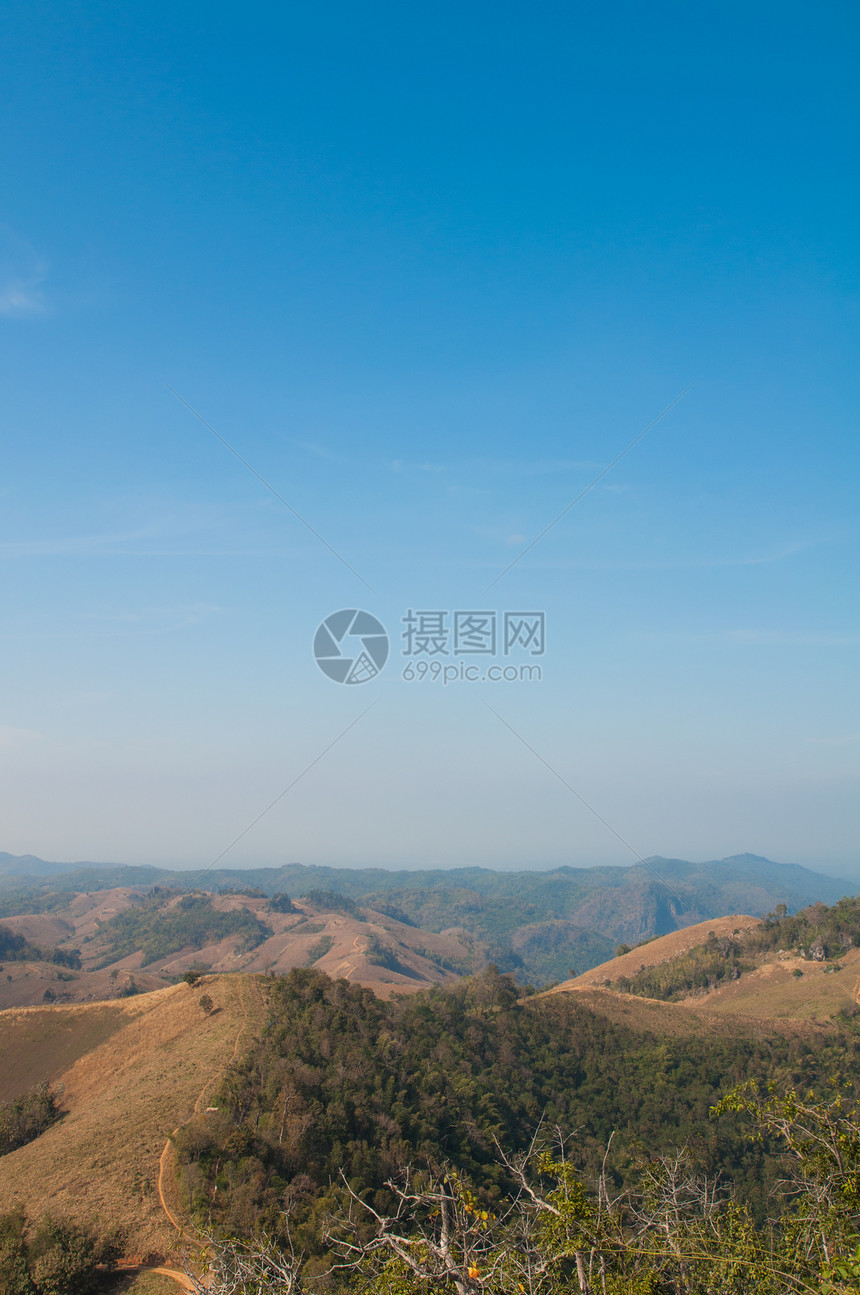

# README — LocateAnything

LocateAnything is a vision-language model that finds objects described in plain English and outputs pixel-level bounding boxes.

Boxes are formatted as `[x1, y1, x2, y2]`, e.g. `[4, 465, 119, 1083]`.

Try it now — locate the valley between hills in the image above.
[1, 855, 859, 1293]
[0, 850, 854, 1007]
[1, 933, 858, 1284]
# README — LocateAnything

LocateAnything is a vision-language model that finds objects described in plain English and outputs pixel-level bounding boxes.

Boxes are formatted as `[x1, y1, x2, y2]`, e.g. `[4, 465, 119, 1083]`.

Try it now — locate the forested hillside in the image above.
[171, 966, 860, 1284]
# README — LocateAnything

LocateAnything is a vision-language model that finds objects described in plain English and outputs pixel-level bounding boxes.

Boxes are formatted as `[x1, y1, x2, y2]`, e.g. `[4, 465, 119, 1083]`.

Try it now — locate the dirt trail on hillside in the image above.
[114, 1263, 195, 1291]
[337, 933, 365, 981]
[157, 978, 253, 1237]
[149, 1268, 195, 1290]
[0, 974, 265, 1266]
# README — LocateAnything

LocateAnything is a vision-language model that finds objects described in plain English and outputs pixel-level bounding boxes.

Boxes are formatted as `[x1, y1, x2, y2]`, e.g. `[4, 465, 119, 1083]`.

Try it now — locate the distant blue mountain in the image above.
[1, 849, 855, 985]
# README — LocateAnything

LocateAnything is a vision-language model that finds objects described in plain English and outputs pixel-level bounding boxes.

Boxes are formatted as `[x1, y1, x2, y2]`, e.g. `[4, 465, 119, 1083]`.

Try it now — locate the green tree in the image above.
[0, 1085, 63, 1157]
[29, 1216, 120, 1294]
[0, 1211, 119, 1295]
[713, 1080, 860, 1280]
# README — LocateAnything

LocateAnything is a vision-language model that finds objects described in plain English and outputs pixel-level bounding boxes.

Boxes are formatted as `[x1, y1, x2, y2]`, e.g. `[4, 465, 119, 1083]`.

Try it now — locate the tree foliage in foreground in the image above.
[0, 1210, 120, 1295]
[187, 1083, 860, 1294]
[173, 968, 860, 1254]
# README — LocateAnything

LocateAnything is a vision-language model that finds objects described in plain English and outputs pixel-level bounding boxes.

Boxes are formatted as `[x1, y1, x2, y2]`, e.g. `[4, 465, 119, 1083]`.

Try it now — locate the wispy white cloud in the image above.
[723, 629, 860, 647]
[0, 529, 306, 559]
[0, 494, 312, 559]
[490, 457, 600, 477]
[0, 281, 48, 316]
[469, 533, 825, 566]
[0, 228, 49, 317]
[0, 527, 169, 557]
[636, 627, 860, 648]
[0, 602, 225, 641]
[74, 602, 225, 631]
[0, 724, 47, 749]
[732, 540, 817, 566]
[389, 456, 599, 477]
[390, 459, 447, 474]
[295, 439, 346, 464]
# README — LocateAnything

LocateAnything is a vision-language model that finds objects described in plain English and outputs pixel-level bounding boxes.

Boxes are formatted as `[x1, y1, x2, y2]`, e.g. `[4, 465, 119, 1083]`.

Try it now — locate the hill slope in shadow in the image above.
[0, 974, 266, 1260]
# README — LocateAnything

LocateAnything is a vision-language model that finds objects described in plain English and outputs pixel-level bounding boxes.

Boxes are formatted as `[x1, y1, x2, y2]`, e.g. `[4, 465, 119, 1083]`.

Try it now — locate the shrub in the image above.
[306, 935, 335, 964]
[301, 889, 362, 918]
[267, 893, 297, 914]
[29, 1216, 121, 1294]
[0, 1210, 120, 1295]
[0, 1084, 63, 1156]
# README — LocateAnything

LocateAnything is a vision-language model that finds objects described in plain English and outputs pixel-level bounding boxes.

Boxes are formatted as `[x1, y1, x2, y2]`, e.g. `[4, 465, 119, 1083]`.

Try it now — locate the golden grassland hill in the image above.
[0, 912, 74, 946]
[0, 998, 136, 1103]
[561, 915, 764, 987]
[0, 974, 266, 1261]
[0, 890, 470, 1008]
[688, 945, 860, 1020]
[0, 960, 167, 1011]
[544, 912, 860, 1031]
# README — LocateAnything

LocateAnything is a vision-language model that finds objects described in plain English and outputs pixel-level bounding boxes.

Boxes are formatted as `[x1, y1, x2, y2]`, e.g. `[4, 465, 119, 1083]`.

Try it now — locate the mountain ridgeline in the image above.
[0, 852, 854, 993]
[2, 891, 860, 1293]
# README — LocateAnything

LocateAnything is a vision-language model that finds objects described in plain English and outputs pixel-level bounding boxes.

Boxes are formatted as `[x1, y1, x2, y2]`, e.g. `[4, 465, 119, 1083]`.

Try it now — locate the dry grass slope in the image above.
[0, 999, 130, 1102]
[0, 974, 267, 1260]
[544, 914, 860, 1033]
[0, 893, 466, 1009]
[692, 945, 860, 1020]
[551, 915, 763, 990]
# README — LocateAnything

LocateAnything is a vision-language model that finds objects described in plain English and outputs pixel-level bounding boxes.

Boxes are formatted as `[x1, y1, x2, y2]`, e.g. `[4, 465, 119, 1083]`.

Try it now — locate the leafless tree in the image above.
[327, 1168, 505, 1295]
[184, 1228, 305, 1294]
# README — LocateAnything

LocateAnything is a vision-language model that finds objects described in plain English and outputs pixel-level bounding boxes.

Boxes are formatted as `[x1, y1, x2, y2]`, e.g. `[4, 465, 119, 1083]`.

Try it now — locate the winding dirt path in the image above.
[149, 1267, 195, 1290]
[338, 934, 365, 981]
[157, 978, 252, 1234]
[113, 1263, 196, 1290]
[152, 1268, 195, 1290]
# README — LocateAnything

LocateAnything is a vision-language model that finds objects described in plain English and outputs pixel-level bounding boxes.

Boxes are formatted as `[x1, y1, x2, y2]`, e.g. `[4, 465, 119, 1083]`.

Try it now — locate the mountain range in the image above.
[0, 851, 855, 992]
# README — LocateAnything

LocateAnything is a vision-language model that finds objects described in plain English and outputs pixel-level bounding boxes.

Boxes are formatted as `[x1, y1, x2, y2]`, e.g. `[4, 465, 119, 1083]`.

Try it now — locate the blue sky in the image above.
[1, 1, 857, 875]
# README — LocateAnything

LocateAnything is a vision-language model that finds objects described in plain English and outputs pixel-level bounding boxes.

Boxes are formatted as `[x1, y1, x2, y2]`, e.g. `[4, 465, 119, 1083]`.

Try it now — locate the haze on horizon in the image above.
[1, 2, 857, 876]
